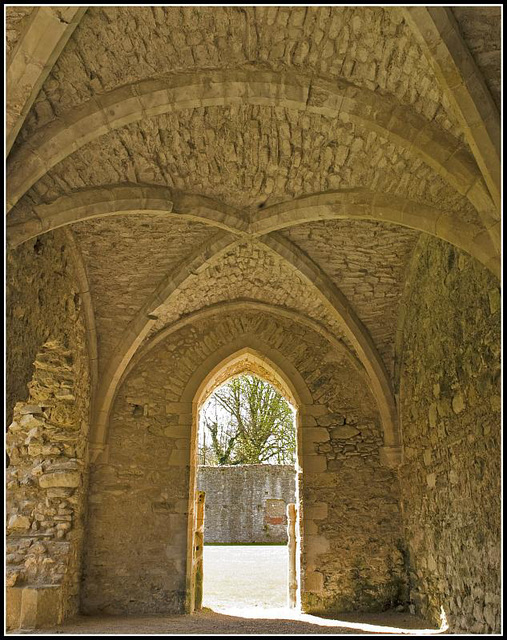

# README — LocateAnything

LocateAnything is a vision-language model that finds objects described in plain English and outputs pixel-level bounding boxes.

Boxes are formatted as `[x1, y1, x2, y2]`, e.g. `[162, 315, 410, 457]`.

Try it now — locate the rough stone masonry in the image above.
[5, 5, 501, 634]
[197, 464, 297, 544]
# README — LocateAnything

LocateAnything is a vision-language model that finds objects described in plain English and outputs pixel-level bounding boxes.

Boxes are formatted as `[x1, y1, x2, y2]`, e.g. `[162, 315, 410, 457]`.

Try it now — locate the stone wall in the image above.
[6, 230, 92, 629]
[282, 220, 420, 378]
[6, 230, 89, 426]
[82, 310, 405, 616]
[6, 341, 91, 629]
[5, 5, 501, 634]
[197, 465, 296, 544]
[398, 237, 501, 634]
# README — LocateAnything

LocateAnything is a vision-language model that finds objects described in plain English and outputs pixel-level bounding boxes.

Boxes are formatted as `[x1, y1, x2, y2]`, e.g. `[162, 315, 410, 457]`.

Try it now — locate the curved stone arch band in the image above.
[7, 70, 495, 227]
[7, 184, 499, 276]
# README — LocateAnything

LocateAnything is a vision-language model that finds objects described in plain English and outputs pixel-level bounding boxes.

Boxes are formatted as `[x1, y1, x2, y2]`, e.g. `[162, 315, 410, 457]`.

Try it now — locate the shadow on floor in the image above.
[10, 607, 446, 635]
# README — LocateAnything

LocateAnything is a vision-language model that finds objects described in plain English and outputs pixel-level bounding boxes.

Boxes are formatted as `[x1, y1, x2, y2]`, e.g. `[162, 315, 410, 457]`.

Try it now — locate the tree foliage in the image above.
[199, 374, 296, 465]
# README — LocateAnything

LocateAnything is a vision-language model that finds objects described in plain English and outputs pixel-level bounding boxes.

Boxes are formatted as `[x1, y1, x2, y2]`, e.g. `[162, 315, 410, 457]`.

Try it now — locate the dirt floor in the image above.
[9, 546, 445, 635]
[10, 608, 444, 635]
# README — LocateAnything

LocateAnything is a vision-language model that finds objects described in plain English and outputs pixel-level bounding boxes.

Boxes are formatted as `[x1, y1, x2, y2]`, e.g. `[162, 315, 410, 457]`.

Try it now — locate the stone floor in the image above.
[10, 545, 445, 635]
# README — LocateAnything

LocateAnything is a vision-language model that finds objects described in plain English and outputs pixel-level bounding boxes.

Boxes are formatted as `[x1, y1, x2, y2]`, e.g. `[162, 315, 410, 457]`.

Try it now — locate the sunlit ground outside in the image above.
[203, 544, 288, 609]
[203, 544, 448, 635]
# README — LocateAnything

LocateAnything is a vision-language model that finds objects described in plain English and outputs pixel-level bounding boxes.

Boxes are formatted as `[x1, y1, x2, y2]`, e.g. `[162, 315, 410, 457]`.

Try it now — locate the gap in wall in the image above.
[196, 372, 298, 611]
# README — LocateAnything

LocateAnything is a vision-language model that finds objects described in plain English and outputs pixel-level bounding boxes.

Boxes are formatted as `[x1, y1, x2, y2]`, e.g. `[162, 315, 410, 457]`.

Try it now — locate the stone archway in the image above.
[81, 309, 405, 617]
[182, 344, 309, 613]
[5, 6, 501, 634]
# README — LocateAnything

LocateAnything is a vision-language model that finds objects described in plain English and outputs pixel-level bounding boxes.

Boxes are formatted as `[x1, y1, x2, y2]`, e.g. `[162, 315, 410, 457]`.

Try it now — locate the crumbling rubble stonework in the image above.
[6, 231, 90, 426]
[5, 5, 501, 634]
[6, 340, 90, 626]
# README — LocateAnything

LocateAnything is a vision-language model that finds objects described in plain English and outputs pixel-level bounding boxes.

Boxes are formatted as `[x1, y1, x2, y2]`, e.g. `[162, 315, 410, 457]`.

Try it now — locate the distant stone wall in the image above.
[197, 464, 296, 544]
[398, 237, 501, 634]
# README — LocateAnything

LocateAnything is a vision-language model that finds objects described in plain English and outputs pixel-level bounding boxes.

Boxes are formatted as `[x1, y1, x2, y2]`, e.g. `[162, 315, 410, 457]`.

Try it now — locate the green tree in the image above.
[199, 374, 296, 465]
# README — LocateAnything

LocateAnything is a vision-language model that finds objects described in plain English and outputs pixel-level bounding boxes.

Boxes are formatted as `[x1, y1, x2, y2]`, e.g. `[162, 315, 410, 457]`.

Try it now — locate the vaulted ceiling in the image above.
[6, 6, 501, 449]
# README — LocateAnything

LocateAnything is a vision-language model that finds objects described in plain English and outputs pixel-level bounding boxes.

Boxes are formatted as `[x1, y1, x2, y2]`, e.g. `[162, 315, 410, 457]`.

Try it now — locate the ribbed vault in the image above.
[6, 6, 501, 634]
[6, 4, 500, 467]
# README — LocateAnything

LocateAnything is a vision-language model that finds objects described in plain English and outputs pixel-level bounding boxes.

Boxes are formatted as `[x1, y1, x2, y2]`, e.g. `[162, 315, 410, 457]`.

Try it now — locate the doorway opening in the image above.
[187, 348, 302, 614]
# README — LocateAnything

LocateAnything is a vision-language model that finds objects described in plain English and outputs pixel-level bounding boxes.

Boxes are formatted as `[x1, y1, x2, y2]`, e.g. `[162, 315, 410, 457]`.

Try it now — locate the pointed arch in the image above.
[259, 233, 400, 452]
[117, 300, 366, 409]
[403, 7, 500, 210]
[187, 342, 312, 410]
[90, 231, 400, 458]
[179, 333, 311, 613]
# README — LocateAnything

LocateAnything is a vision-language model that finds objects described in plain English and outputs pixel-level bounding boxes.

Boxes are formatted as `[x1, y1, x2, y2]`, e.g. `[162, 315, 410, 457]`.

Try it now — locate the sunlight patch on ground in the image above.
[210, 606, 448, 635]
[203, 544, 447, 635]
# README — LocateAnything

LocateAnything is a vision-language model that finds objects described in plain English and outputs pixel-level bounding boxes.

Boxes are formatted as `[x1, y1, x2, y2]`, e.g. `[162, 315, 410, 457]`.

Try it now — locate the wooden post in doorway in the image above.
[194, 491, 205, 611]
[287, 502, 297, 608]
